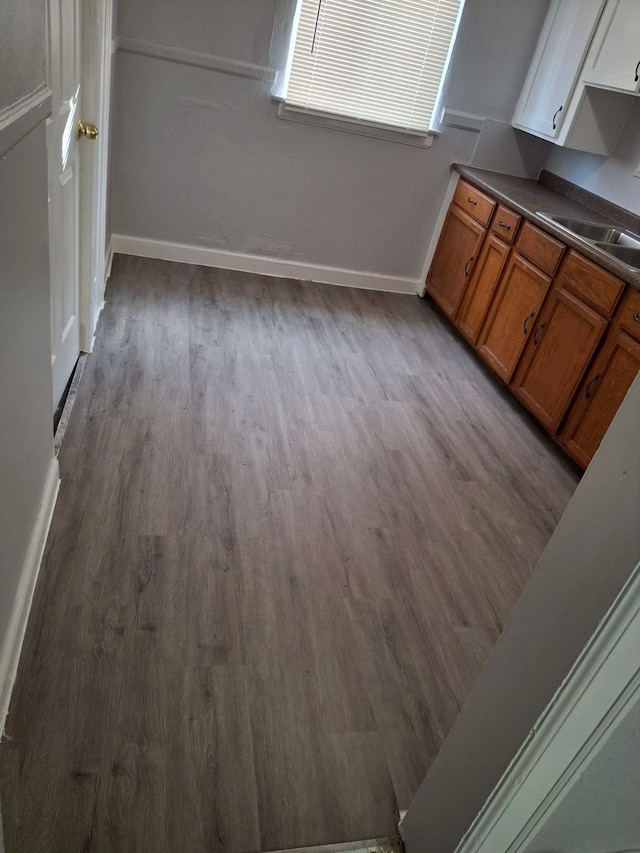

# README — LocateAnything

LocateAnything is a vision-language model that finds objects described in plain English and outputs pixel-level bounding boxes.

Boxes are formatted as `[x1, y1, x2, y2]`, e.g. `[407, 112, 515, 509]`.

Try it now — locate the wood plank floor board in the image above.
[0, 257, 579, 851]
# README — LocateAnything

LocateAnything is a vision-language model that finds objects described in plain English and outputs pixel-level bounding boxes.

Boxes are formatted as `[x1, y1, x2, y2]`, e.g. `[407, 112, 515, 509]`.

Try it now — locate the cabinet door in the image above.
[511, 286, 607, 434]
[582, 0, 640, 92]
[560, 328, 640, 468]
[476, 252, 552, 382]
[512, 0, 605, 139]
[426, 204, 486, 320]
[457, 234, 510, 344]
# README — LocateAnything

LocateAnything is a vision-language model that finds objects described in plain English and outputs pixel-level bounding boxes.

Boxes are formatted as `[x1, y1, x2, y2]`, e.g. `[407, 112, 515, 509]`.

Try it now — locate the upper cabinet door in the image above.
[512, 0, 605, 139]
[581, 0, 640, 93]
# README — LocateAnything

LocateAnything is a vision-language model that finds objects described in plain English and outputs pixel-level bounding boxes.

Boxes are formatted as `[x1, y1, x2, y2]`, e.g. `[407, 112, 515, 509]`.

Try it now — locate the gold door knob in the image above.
[78, 121, 99, 140]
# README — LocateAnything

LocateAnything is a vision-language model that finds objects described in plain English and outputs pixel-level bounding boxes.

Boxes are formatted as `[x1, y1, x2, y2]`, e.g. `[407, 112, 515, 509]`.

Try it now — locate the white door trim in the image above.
[79, 0, 114, 352]
[453, 559, 640, 853]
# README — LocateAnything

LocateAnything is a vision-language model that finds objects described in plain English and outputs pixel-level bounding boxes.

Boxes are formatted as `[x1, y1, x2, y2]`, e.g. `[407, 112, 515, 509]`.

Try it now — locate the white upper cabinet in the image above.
[512, 0, 635, 155]
[512, 0, 605, 141]
[582, 0, 640, 93]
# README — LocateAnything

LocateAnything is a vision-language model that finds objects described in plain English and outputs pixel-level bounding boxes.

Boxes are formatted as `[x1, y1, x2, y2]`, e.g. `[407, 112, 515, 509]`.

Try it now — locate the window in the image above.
[281, 0, 465, 136]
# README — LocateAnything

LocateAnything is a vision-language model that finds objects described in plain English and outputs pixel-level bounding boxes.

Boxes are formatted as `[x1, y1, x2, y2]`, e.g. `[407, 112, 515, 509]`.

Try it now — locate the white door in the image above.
[47, 0, 82, 411]
[48, 0, 112, 410]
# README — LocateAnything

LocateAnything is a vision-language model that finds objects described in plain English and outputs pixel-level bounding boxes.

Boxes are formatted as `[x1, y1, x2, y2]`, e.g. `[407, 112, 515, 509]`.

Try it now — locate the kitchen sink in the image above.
[543, 216, 620, 243]
[594, 243, 640, 268]
[537, 212, 640, 272]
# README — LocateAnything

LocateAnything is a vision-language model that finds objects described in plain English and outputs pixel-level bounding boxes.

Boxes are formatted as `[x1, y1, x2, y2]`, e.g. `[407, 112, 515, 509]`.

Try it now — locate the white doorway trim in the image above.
[79, 0, 114, 352]
[453, 559, 640, 853]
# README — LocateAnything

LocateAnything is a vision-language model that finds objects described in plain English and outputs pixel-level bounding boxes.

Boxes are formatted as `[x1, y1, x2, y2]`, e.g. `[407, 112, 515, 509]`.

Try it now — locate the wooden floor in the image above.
[0, 257, 578, 852]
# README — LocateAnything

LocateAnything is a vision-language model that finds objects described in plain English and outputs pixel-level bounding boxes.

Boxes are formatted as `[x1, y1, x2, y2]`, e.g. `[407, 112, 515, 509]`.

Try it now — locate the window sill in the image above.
[275, 102, 437, 148]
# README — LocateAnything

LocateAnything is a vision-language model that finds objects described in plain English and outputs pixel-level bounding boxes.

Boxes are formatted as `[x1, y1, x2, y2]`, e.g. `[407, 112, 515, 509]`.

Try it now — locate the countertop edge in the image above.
[453, 165, 640, 291]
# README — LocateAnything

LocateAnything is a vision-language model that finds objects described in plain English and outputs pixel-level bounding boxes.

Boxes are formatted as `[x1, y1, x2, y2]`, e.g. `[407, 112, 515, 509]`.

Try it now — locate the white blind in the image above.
[284, 0, 464, 134]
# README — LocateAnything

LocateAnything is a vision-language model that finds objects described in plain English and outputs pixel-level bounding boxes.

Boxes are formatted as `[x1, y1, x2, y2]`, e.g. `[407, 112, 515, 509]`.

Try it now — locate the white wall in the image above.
[109, 0, 549, 281]
[400, 373, 640, 853]
[0, 1, 54, 718]
[544, 98, 640, 216]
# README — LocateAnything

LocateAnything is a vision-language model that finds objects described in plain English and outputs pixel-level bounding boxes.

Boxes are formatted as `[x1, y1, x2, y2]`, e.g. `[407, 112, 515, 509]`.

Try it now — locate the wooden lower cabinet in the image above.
[425, 175, 638, 470]
[511, 286, 607, 433]
[457, 233, 510, 344]
[560, 327, 640, 468]
[426, 204, 486, 319]
[476, 252, 551, 382]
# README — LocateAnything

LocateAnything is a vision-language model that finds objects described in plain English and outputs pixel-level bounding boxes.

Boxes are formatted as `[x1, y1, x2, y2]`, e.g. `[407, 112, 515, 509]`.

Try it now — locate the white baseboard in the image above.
[111, 234, 421, 295]
[0, 456, 60, 733]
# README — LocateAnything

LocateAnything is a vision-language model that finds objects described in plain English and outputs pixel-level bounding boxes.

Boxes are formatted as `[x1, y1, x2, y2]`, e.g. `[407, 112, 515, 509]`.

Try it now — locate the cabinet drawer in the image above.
[515, 221, 565, 276]
[616, 287, 640, 341]
[558, 250, 624, 317]
[490, 205, 521, 245]
[453, 179, 497, 226]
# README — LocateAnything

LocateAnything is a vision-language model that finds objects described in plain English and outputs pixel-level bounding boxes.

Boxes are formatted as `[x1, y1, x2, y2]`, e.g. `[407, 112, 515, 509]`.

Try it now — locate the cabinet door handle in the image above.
[523, 311, 535, 335]
[552, 105, 563, 130]
[635, 60, 640, 82]
[498, 220, 511, 231]
[586, 374, 601, 399]
[467, 197, 477, 206]
[464, 256, 474, 277]
[533, 322, 547, 345]
[633, 311, 640, 324]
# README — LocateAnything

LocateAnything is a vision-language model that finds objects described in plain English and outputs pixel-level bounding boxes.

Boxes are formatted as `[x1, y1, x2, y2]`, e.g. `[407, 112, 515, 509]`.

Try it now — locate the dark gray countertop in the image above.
[453, 165, 640, 290]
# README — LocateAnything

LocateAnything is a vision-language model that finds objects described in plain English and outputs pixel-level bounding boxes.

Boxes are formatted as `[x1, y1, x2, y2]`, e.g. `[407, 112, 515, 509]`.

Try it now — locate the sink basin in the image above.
[594, 242, 640, 271]
[537, 212, 640, 272]
[545, 216, 621, 243]
[615, 232, 640, 251]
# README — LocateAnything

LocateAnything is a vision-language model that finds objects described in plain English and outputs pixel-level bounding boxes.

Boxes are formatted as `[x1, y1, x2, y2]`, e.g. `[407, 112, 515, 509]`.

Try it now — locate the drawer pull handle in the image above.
[523, 311, 535, 335]
[552, 105, 563, 130]
[635, 60, 640, 82]
[464, 256, 474, 277]
[467, 197, 478, 206]
[533, 322, 547, 345]
[499, 221, 511, 230]
[586, 374, 601, 399]
[633, 311, 640, 324]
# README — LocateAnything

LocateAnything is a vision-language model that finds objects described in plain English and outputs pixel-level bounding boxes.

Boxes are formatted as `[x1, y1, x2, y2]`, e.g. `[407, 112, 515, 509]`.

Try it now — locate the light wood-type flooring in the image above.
[0, 257, 578, 852]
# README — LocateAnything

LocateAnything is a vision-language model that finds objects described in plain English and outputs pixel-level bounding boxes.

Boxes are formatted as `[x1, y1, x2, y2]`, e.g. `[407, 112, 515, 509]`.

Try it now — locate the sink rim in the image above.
[537, 211, 640, 273]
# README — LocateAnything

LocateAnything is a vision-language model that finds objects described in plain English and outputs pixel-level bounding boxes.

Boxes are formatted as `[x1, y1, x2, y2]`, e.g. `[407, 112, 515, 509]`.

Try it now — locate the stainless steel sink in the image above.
[545, 216, 620, 243]
[537, 212, 640, 272]
[594, 243, 640, 268]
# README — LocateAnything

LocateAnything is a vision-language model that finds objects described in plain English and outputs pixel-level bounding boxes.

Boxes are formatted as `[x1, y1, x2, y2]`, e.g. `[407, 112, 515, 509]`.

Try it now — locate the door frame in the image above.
[452, 559, 640, 852]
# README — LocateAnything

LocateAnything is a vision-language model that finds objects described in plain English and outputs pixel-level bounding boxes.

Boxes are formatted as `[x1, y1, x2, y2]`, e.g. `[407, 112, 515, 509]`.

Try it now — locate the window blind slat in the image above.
[285, 0, 463, 133]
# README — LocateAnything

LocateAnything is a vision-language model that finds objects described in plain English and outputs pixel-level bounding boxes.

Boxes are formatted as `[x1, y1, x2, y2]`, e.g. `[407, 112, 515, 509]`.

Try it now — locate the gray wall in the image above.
[524, 696, 640, 853]
[400, 372, 640, 853]
[0, 0, 46, 108]
[444, 0, 550, 123]
[0, 1, 53, 705]
[109, 0, 548, 280]
[544, 99, 640, 216]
